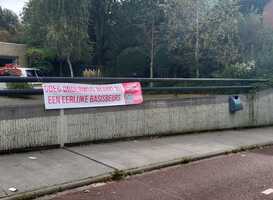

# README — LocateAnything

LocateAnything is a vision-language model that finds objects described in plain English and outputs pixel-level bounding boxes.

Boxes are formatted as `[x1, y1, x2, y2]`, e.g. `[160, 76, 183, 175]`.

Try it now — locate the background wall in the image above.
[0, 42, 27, 66]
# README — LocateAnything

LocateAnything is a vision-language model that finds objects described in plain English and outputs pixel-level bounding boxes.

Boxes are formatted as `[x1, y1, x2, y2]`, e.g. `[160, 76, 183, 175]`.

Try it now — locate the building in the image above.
[0, 42, 27, 67]
[263, 0, 273, 28]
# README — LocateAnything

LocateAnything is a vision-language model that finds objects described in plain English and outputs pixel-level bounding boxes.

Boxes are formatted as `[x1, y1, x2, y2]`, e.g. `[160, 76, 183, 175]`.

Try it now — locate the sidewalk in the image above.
[1, 127, 273, 200]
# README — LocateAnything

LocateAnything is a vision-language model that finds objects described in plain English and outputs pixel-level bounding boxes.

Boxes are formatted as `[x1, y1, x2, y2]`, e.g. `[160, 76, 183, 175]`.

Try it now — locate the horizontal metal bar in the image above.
[143, 86, 254, 93]
[0, 89, 43, 95]
[0, 77, 268, 83]
[143, 86, 254, 91]
[0, 86, 254, 96]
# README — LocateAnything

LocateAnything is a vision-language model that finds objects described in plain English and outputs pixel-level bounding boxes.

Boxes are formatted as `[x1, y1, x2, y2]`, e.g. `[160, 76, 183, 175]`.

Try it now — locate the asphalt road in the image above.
[48, 146, 273, 200]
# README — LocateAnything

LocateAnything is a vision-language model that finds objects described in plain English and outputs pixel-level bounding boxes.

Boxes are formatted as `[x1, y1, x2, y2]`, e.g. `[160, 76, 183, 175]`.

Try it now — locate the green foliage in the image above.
[27, 48, 56, 60]
[216, 61, 256, 78]
[111, 170, 126, 181]
[0, 6, 18, 33]
[21, 0, 48, 45]
[0, 6, 20, 42]
[22, 0, 93, 77]
[45, 0, 91, 57]
[6, 83, 33, 99]
[26, 48, 57, 73]
[6, 83, 33, 89]
[21, 0, 273, 79]
[166, 0, 242, 77]
[116, 47, 149, 77]
[238, 12, 273, 79]
[89, 0, 115, 68]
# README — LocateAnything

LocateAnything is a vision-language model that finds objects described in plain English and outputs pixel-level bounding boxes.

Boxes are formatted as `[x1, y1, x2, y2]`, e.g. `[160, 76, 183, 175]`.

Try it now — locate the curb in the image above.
[0, 174, 112, 200]
[124, 142, 273, 176]
[2, 142, 273, 200]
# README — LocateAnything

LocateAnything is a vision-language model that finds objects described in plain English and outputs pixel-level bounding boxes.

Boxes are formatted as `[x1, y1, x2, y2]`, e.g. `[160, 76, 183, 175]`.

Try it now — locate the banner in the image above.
[42, 82, 143, 110]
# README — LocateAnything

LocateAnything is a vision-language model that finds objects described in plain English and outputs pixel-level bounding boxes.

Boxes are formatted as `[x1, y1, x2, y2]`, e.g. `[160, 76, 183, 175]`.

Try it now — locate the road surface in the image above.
[47, 146, 273, 200]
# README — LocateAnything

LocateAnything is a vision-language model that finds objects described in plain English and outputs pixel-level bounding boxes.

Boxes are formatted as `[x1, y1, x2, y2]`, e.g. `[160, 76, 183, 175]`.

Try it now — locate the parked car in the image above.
[19, 68, 42, 89]
[17, 67, 41, 78]
[0, 64, 42, 89]
[0, 64, 41, 77]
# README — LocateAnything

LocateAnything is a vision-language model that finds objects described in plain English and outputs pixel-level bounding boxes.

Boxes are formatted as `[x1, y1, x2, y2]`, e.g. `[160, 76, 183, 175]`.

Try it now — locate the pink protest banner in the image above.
[42, 82, 143, 110]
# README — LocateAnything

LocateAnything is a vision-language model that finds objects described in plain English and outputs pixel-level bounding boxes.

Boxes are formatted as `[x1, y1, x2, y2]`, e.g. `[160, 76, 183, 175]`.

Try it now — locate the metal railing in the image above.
[0, 76, 268, 83]
[0, 76, 269, 96]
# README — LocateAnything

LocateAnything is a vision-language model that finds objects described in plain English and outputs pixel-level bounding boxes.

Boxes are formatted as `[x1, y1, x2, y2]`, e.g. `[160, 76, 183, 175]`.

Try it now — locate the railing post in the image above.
[59, 109, 67, 148]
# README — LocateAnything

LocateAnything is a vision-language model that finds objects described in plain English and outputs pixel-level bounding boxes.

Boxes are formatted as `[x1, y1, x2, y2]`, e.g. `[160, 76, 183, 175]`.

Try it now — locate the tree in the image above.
[95, 0, 151, 76]
[89, 0, 166, 78]
[166, 0, 211, 77]
[22, 0, 92, 77]
[0, 6, 18, 32]
[166, 0, 242, 77]
[89, 0, 116, 70]
[112, 0, 166, 78]
[20, 0, 273, 79]
[206, 0, 242, 66]
[137, 0, 165, 80]
[22, 0, 48, 46]
[0, 6, 19, 42]
[239, 12, 273, 78]
[26, 48, 57, 74]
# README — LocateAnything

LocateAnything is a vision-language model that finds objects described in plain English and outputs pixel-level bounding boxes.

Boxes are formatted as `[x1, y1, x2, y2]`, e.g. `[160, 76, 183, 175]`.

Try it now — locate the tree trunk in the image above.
[94, 0, 105, 71]
[195, 0, 200, 78]
[59, 60, 63, 76]
[66, 55, 74, 78]
[150, 15, 155, 87]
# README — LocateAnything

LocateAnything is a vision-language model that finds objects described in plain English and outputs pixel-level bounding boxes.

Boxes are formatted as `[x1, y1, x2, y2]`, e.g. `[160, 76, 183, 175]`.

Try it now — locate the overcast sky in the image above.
[0, 0, 28, 16]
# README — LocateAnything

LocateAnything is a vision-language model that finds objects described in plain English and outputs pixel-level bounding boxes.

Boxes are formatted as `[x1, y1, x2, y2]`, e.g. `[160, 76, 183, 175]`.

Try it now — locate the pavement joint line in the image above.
[63, 147, 118, 171]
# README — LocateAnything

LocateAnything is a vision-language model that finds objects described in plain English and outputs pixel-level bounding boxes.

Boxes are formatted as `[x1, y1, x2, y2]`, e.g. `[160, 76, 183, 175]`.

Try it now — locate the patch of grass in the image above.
[180, 158, 191, 165]
[111, 170, 127, 181]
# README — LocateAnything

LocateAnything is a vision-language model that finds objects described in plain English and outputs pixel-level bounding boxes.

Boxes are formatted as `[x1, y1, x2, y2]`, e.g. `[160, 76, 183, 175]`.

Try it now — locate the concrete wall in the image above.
[0, 42, 27, 66]
[0, 89, 273, 152]
[253, 89, 273, 126]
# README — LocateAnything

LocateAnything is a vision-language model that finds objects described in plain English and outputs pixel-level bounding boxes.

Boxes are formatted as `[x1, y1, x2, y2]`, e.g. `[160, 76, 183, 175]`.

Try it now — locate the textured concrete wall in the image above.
[64, 95, 251, 144]
[0, 42, 27, 66]
[253, 89, 273, 126]
[0, 90, 273, 152]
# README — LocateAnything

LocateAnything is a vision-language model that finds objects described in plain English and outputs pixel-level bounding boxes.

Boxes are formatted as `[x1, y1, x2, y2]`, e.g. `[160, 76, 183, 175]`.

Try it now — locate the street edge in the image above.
[2, 141, 273, 200]
[0, 174, 112, 200]
[124, 142, 273, 176]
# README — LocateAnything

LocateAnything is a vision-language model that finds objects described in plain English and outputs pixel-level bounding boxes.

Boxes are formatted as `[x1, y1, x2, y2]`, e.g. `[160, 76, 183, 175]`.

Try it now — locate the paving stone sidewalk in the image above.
[1, 127, 273, 199]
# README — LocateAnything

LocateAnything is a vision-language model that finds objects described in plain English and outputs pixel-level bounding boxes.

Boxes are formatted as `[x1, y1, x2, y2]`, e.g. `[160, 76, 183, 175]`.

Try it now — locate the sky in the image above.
[0, 0, 29, 16]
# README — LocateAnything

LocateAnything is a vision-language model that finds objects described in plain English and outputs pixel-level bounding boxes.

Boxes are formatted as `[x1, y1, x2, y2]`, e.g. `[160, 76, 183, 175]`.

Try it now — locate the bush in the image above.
[216, 60, 256, 78]
[6, 82, 33, 89]
[6, 83, 33, 98]
[82, 68, 102, 77]
[26, 48, 56, 74]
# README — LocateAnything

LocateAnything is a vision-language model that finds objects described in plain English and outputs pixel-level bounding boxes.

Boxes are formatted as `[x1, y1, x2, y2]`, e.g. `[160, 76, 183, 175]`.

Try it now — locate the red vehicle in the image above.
[0, 64, 22, 76]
